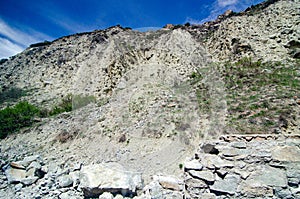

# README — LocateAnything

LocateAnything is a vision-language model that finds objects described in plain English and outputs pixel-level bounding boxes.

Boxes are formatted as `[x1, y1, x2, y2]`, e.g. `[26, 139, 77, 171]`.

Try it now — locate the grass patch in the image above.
[191, 57, 300, 134]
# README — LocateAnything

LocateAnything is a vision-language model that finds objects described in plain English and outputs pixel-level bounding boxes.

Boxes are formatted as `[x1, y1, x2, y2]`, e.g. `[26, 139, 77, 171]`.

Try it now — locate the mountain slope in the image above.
[0, 0, 299, 198]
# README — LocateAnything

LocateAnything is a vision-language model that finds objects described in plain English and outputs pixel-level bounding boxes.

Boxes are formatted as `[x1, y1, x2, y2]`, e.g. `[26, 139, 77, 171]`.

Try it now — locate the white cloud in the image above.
[0, 38, 24, 58]
[0, 18, 53, 59]
[187, 0, 263, 24]
[218, 0, 238, 7]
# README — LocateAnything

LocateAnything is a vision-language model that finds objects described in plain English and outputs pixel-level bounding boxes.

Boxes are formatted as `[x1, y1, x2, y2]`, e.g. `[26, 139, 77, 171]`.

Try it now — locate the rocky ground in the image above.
[0, 0, 299, 198]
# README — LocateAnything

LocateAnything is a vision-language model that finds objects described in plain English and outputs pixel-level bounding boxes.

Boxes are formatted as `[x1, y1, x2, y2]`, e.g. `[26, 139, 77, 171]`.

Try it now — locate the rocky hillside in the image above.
[0, 0, 299, 198]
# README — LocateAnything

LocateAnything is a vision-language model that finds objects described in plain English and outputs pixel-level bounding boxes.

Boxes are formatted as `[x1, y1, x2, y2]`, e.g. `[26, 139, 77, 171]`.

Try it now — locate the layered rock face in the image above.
[0, 0, 299, 198]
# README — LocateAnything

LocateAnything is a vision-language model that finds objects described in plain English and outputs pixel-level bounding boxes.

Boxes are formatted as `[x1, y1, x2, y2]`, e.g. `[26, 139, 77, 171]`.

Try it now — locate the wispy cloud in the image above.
[0, 18, 52, 59]
[218, 0, 238, 7]
[134, 27, 161, 32]
[43, 13, 92, 33]
[33, 2, 97, 34]
[0, 38, 24, 58]
[186, 0, 263, 24]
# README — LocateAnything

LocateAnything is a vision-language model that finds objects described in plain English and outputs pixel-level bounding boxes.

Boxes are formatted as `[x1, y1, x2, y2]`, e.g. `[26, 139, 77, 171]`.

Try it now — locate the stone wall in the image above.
[184, 134, 300, 199]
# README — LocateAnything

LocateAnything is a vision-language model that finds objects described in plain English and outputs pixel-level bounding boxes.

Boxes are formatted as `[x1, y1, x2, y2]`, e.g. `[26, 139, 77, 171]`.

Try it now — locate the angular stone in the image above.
[184, 159, 203, 171]
[114, 194, 124, 199]
[290, 186, 300, 195]
[274, 187, 292, 199]
[5, 167, 26, 184]
[286, 163, 300, 179]
[238, 184, 273, 198]
[288, 177, 299, 187]
[245, 166, 287, 187]
[10, 162, 25, 170]
[154, 175, 183, 191]
[57, 175, 73, 188]
[216, 169, 228, 178]
[198, 193, 216, 199]
[20, 176, 39, 185]
[185, 178, 208, 188]
[201, 154, 234, 169]
[59, 191, 83, 199]
[79, 163, 142, 198]
[188, 170, 215, 183]
[14, 183, 23, 192]
[201, 143, 219, 154]
[99, 192, 114, 199]
[221, 148, 240, 157]
[20, 155, 42, 167]
[28, 161, 42, 170]
[252, 150, 271, 158]
[272, 146, 300, 162]
[210, 174, 240, 195]
[142, 181, 163, 199]
[230, 142, 247, 149]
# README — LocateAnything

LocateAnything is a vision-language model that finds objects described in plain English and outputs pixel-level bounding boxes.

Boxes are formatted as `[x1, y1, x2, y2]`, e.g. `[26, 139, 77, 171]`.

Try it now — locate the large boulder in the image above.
[78, 163, 142, 198]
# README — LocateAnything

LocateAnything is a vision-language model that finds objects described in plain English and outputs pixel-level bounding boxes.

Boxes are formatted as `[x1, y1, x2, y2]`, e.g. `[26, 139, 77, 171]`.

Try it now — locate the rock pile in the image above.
[0, 156, 143, 198]
[184, 134, 300, 199]
[1, 134, 299, 198]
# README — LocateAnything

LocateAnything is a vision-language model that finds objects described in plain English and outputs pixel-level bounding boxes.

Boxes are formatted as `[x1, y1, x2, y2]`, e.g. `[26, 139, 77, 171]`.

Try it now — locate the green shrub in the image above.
[29, 40, 52, 48]
[0, 101, 39, 139]
[0, 87, 27, 104]
[48, 94, 72, 116]
[0, 58, 8, 65]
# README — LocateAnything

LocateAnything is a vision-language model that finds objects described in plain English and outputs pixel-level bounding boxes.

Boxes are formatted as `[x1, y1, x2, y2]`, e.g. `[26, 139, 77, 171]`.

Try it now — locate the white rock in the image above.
[99, 192, 114, 199]
[5, 167, 26, 184]
[153, 175, 183, 191]
[188, 170, 215, 183]
[57, 175, 73, 188]
[184, 159, 203, 171]
[79, 163, 142, 198]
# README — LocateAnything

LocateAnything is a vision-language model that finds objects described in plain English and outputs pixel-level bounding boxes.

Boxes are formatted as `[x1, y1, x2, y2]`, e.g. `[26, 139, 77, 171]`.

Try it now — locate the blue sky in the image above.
[0, 0, 264, 59]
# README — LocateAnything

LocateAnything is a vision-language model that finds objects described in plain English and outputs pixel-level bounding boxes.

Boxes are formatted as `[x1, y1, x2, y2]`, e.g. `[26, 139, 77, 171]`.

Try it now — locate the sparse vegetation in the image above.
[45, 94, 73, 116]
[72, 94, 96, 110]
[0, 93, 97, 139]
[29, 40, 52, 48]
[0, 87, 27, 105]
[41, 94, 96, 117]
[191, 57, 300, 134]
[0, 101, 39, 139]
[179, 163, 183, 169]
[0, 58, 8, 65]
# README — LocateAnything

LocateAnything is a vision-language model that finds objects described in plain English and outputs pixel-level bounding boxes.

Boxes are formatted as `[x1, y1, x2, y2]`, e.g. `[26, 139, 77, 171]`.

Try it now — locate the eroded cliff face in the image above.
[205, 0, 300, 61]
[0, 28, 209, 108]
[0, 0, 299, 198]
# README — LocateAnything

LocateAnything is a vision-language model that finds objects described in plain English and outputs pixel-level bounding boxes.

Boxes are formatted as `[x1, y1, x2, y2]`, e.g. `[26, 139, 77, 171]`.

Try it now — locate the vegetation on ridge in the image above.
[192, 57, 300, 134]
[0, 94, 97, 139]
